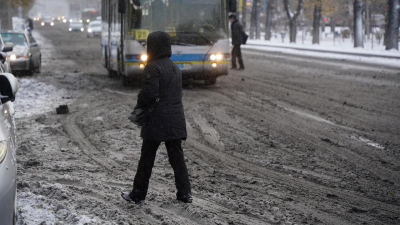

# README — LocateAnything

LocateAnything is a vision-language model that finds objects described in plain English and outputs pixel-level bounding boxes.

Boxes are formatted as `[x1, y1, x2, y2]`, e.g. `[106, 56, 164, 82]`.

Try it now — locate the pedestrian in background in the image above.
[229, 14, 245, 70]
[121, 31, 192, 204]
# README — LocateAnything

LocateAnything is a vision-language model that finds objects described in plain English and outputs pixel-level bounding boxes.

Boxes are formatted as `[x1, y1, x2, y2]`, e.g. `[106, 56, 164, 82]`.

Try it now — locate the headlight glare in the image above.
[69, 28, 72, 31]
[216, 54, 223, 60]
[10, 55, 17, 61]
[50, 22, 54, 26]
[210, 54, 216, 60]
[0, 141, 8, 163]
[88, 28, 92, 33]
[41, 22, 45, 26]
[140, 54, 148, 61]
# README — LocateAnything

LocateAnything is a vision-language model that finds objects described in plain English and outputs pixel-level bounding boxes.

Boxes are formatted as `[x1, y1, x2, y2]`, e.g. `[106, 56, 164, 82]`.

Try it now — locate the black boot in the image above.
[121, 192, 145, 204]
[177, 194, 193, 203]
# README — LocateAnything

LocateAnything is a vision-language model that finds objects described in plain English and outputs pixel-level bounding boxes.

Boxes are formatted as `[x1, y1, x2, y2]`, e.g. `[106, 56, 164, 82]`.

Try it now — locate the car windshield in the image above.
[0, 33, 27, 46]
[126, 0, 228, 45]
[70, 22, 82, 26]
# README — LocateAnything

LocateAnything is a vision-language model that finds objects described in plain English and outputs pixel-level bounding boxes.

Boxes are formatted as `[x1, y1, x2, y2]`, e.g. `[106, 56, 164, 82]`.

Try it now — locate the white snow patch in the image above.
[17, 192, 57, 225]
[13, 79, 73, 118]
[350, 134, 386, 150]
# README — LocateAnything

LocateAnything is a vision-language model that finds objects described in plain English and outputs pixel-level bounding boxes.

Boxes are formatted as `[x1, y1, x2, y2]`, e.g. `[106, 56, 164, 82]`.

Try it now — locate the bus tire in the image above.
[122, 75, 132, 86]
[204, 77, 217, 85]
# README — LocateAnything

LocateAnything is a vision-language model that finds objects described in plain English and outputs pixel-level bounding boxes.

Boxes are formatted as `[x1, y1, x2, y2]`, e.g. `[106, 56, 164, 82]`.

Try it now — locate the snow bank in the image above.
[13, 79, 73, 118]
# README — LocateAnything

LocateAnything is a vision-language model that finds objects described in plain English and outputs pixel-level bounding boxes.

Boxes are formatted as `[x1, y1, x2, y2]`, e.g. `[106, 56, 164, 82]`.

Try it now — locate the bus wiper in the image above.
[175, 32, 213, 45]
[170, 41, 196, 46]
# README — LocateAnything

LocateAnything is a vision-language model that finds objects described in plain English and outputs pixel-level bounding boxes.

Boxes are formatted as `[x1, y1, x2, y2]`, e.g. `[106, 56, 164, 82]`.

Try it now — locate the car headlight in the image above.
[69, 28, 72, 31]
[41, 22, 45, 26]
[86, 19, 90, 23]
[69, 19, 73, 23]
[140, 54, 148, 61]
[0, 141, 8, 163]
[81, 28, 84, 31]
[88, 28, 92, 33]
[50, 22, 54, 26]
[63, 19, 67, 23]
[10, 54, 28, 60]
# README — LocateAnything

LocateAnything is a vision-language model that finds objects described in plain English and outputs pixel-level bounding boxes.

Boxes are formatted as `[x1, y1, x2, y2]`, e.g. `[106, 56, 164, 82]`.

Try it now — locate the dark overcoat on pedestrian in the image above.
[135, 31, 187, 142]
[231, 19, 243, 46]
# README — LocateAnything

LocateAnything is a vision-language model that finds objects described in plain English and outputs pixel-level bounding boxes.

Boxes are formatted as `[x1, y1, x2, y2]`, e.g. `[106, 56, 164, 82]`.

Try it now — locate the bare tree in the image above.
[265, 0, 274, 40]
[250, 0, 260, 39]
[241, 0, 247, 30]
[312, 0, 322, 44]
[385, 0, 399, 50]
[284, 0, 304, 43]
[354, 0, 364, 48]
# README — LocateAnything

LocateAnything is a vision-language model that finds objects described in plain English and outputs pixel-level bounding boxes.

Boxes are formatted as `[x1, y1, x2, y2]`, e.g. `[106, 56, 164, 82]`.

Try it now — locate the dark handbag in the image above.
[129, 69, 173, 126]
[128, 107, 153, 126]
[242, 31, 249, 45]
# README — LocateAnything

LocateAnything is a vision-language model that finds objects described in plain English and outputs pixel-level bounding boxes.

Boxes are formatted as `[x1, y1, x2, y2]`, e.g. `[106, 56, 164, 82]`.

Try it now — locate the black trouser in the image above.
[130, 139, 191, 200]
[231, 44, 244, 69]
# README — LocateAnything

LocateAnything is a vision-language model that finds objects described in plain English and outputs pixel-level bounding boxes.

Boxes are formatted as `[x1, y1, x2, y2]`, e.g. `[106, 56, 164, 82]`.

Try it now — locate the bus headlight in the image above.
[210, 53, 223, 61]
[140, 54, 148, 61]
[88, 28, 92, 33]
[0, 141, 8, 163]
[81, 28, 84, 32]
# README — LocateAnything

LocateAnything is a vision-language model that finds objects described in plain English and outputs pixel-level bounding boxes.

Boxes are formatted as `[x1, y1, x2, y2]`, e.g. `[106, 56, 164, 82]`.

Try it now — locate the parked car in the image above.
[40, 16, 54, 27]
[87, 20, 101, 38]
[0, 31, 41, 75]
[0, 36, 13, 73]
[0, 72, 19, 225]
[69, 21, 84, 32]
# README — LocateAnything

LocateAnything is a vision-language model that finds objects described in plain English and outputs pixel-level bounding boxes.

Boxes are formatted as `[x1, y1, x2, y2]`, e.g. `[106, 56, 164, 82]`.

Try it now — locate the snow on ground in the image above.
[243, 32, 400, 68]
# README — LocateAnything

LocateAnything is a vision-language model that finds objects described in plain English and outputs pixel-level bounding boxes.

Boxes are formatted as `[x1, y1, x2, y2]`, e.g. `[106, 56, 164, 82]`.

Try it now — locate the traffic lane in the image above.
[229, 49, 400, 149]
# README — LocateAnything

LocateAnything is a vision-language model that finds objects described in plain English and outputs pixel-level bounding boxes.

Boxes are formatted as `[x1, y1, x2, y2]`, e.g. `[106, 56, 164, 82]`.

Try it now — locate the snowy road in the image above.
[14, 23, 400, 225]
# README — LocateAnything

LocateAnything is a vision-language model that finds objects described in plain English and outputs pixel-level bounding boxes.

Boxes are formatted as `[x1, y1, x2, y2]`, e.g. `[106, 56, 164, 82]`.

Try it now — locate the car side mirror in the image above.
[30, 42, 38, 47]
[2, 42, 14, 52]
[0, 73, 19, 104]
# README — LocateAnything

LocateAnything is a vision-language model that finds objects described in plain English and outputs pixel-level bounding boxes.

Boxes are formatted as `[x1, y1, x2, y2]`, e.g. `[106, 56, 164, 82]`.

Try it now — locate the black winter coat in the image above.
[231, 19, 243, 46]
[136, 31, 187, 142]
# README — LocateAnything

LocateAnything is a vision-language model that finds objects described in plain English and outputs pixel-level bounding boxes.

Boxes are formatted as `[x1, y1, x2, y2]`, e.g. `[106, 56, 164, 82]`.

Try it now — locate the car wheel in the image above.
[27, 59, 34, 75]
[13, 189, 17, 225]
[204, 77, 217, 85]
[34, 57, 41, 73]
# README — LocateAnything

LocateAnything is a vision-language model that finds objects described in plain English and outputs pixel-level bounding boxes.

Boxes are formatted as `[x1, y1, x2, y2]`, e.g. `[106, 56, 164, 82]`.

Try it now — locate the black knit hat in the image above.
[229, 14, 236, 19]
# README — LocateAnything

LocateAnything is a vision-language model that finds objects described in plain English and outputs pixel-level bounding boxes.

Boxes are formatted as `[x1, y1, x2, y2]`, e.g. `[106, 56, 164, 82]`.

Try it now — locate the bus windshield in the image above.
[126, 0, 228, 45]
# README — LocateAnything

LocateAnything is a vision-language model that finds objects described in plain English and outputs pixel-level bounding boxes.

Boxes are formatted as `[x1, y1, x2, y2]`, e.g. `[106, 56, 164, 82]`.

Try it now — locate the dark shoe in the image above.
[177, 194, 193, 203]
[121, 192, 145, 204]
[229, 66, 237, 70]
[237, 67, 244, 70]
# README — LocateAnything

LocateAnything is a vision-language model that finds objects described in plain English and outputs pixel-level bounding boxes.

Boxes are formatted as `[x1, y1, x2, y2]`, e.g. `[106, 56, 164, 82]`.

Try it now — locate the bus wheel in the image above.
[204, 77, 217, 85]
[108, 69, 118, 78]
[122, 75, 133, 86]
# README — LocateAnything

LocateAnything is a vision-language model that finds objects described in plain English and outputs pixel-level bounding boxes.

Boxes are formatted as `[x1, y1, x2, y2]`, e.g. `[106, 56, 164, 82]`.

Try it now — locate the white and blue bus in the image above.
[101, 0, 234, 85]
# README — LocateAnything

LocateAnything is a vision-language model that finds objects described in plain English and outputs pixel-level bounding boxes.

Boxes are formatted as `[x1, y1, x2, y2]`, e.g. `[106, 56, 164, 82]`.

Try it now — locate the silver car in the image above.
[0, 73, 19, 225]
[0, 31, 41, 75]
[0, 35, 13, 73]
